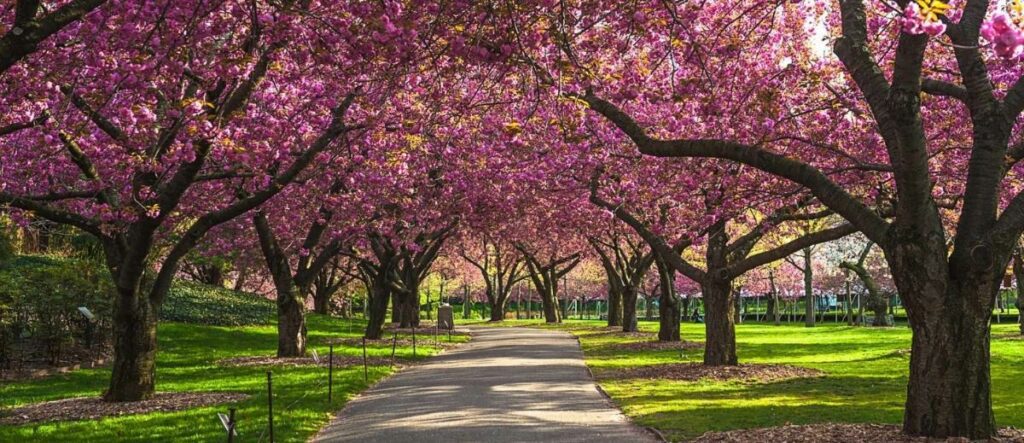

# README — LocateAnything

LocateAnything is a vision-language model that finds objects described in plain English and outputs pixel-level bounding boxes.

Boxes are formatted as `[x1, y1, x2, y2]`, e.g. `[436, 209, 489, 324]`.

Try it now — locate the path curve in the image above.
[313, 326, 656, 443]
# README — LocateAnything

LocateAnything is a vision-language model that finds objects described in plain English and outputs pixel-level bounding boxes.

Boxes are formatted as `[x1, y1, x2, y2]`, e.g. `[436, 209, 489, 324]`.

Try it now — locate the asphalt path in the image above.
[313, 326, 657, 443]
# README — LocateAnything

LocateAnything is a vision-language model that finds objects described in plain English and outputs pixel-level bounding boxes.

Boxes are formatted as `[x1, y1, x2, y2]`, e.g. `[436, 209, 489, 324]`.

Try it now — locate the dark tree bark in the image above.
[655, 256, 680, 341]
[606, 285, 623, 326]
[589, 234, 655, 332]
[363, 273, 392, 340]
[518, 244, 581, 324]
[1015, 252, 1024, 336]
[0, 0, 109, 74]
[803, 247, 815, 327]
[105, 285, 157, 401]
[841, 242, 891, 327]
[461, 236, 527, 323]
[253, 207, 348, 357]
[311, 258, 355, 315]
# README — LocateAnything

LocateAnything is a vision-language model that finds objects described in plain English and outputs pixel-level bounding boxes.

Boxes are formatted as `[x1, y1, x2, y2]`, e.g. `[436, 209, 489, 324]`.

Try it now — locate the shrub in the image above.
[160, 282, 274, 326]
[0, 255, 113, 365]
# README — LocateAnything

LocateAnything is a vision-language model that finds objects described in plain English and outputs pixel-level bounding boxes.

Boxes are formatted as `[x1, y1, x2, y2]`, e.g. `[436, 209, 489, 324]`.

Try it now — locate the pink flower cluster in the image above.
[981, 11, 1024, 60]
[900, 0, 961, 37]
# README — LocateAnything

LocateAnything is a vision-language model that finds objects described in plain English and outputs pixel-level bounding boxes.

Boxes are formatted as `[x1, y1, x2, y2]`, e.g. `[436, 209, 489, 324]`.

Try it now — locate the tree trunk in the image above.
[489, 292, 507, 322]
[622, 285, 639, 332]
[391, 291, 401, 324]
[845, 281, 854, 326]
[656, 259, 680, 341]
[702, 279, 737, 365]
[606, 285, 622, 327]
[804, 247, 815, 327]
[313, 290, 330, 315]
[277, 290, 306, 357]
[886, 240, 997, 439]
[541, 287, 561, 323]
[364, 280, 390, 339]
[105, 287, 158, 401]
[658, 297, 680, 341]
[1013, 253, 1023, 335]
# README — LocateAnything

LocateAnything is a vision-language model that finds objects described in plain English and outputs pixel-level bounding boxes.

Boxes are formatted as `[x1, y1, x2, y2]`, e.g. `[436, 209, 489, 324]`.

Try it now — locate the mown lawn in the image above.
[0, 314, 466, 442]
[474, 319, 1024, 441]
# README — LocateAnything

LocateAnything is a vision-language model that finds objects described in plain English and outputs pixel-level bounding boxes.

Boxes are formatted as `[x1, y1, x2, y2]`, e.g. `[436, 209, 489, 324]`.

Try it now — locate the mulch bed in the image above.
[994, 333, 1024, 341]
[603, 363, 824, 383]
[216, 355, 399, 368]
[1, 340, 112, 381]
[325, 337, 463, 349]
[590, 327, 656, 338]
[690, 423, 1024, 442]
[607, 340, 703, 352]
[383, 324, 469, 336]
[0, 392, 248, 426]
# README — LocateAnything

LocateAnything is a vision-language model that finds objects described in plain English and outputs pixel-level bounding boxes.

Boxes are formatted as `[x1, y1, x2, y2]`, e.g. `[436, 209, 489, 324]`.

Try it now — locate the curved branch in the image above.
[579, 92, 889, 243]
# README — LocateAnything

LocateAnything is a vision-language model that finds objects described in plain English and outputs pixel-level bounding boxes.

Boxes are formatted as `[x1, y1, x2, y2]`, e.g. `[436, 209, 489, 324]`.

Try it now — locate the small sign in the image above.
[218, 413, 237, 436]
[77, 306, 95, 321]
[311, 349, 320, 364]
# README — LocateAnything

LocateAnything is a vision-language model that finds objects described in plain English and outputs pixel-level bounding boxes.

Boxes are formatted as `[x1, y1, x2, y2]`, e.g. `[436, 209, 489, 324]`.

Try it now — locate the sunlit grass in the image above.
[0, 314, 467, 442]
[473, 318, 1024, 441]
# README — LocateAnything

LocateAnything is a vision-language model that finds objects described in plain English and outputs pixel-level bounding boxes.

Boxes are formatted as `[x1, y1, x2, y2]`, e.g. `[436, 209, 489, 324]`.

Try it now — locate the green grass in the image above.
[472, 319, 1024, 442]
[0, 314, 467, 442]
[160, 281, 276, 326]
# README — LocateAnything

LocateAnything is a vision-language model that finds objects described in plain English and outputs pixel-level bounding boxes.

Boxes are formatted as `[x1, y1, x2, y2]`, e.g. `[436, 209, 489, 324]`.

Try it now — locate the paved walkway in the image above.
[313, 327, 656, 443]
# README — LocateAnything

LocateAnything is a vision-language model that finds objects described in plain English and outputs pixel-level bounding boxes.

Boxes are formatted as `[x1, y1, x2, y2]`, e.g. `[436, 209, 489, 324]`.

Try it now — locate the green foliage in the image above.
[0, 255, 113, 365]
[159, 281, 275, 326]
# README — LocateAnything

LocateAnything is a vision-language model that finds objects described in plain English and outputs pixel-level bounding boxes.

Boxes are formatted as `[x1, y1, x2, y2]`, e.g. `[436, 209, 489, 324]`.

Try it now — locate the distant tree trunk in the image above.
[364, 278, 391, 340]
[490, 300, 505, 321]
[1015, 252, 1024, 336]
[233, 267, 248, 292]
[541, 284, 561, 323]
[622, 285, 639, 332]
[803, 247, 815, 327]
[313, 291, 331, 315]
[391, 291, 401, 324]
[655, 257, 680, 342]
[606, 284, 623, 327]
[733, 289, 742, 324]
[840, 261, 890, 327]
[845, 281, 854, 326]
[644, 293, 655, 320]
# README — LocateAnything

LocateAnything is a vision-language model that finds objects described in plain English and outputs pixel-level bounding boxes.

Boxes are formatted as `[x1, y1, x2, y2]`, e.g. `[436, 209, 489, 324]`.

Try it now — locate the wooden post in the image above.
[227, 407, 236, 443]
[328, 345, 334, 402]
[267, 372, 274, 443]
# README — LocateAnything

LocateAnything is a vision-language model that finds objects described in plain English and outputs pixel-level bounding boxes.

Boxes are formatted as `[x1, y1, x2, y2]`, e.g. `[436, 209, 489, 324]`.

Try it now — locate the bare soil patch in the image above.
[0, 392, 248, 425]
[607, 340, 703, 352]
[216, 355, 397, 368]
[690, 423, 1024, 442]
[604, 363, 823, 383]
[589, 327, 656, 338]
[325, 337, 462, 349]
[995, 332, 1024, 341]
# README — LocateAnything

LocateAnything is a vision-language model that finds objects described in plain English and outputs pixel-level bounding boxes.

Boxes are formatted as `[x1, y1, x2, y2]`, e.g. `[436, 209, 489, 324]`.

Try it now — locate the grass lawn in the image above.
[471, 318, 1024, 442]
[0, 314, 466, 442]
